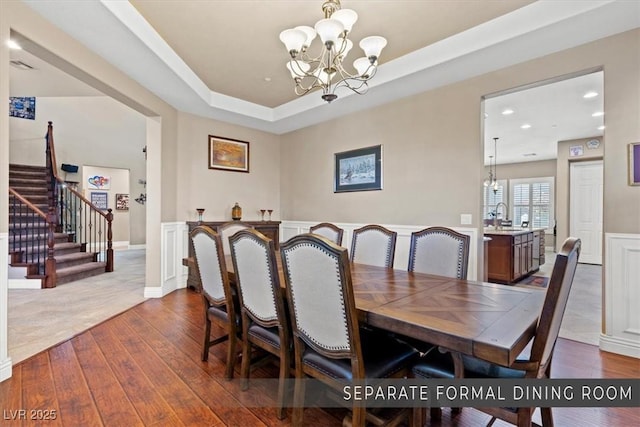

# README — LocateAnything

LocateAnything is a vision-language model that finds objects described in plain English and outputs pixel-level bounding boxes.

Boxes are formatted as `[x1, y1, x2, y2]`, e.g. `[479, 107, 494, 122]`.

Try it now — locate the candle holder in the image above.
[260, 209, 266, 221]
[267, 209, 273, 221]
[196, 208, 205, 223]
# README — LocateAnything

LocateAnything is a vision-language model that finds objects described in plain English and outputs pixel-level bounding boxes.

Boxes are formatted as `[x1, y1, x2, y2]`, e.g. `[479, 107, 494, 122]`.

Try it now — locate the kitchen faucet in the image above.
[494, 202, 509, 229]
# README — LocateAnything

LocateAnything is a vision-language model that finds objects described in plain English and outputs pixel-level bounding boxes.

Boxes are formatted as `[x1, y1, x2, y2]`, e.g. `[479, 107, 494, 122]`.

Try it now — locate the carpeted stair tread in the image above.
[56, 262, 107, 284]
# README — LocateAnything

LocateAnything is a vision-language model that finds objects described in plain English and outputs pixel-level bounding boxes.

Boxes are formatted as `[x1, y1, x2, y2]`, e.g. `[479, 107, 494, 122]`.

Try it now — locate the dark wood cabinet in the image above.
[485, 229, 544, 284]
[185, 220, 281, 289]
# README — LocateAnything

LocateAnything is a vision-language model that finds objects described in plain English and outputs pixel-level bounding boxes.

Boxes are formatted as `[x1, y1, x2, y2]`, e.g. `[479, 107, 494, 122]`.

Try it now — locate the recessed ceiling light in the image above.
[501, 108, 514, 115]
[592, 111, 604, 117]
[583, 91, 598, 98]
[264, 77, 272, 82]
[598, 125, 605, 130]
[7, 40, 21, 50]
[521, 124, 531, 129]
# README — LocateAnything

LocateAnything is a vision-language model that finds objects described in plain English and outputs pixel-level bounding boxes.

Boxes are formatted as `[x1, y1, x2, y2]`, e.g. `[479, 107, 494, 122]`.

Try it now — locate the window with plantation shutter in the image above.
[483, 179, 507, 222]
[509, 177, 554, 232]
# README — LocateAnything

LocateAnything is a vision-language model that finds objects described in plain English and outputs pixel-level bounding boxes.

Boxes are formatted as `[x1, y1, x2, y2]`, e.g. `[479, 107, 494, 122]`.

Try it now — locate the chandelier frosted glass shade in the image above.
[279, 0, 386, 103]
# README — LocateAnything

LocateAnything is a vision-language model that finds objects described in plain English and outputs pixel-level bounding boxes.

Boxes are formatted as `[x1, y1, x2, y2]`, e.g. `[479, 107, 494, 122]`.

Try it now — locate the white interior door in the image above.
[570, 160, 603, 264]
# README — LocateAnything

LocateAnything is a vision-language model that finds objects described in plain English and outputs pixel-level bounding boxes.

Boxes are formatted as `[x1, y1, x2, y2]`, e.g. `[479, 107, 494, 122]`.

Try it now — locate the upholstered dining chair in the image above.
[189, 226, 240, 379]
[229, 228, 291, 420]
[408, 226, 470, 279]
[218, 221, 254, 255]
[309, 222, 344, 246]
[412, 237, 582, 427]
[350, 224, 397, 268]
[280, 234, 419, 427]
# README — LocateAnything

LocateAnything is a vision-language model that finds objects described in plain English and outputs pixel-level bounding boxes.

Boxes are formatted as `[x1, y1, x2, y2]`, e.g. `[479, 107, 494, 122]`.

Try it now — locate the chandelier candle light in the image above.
[279, 0, 387, 103]
[484, 137, 499, 194]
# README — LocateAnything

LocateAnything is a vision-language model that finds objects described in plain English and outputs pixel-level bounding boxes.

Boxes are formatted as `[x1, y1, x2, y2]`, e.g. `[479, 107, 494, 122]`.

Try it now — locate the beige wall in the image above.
[281, 80, 482, 227]
[281, 30, 640, 254]
[175, 112, 281, 222]
[491, 159, 557, 181]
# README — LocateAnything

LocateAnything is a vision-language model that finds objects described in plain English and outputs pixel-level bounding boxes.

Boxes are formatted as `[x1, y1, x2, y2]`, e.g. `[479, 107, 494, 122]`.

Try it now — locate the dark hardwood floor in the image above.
[1, 289, 638, 426]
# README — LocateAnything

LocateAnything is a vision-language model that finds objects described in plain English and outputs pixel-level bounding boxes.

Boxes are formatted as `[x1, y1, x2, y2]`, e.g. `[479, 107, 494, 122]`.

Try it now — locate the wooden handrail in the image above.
[47, 121, 60, 181]
[8, 188, 47, 218]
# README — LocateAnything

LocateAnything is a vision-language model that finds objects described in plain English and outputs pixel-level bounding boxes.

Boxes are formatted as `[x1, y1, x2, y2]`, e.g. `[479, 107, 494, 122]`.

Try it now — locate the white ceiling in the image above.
[10, 1, 638, 162]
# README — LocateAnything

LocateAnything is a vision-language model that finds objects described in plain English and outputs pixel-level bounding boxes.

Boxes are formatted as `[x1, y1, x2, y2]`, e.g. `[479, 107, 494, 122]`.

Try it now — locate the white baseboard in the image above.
[0, 357, 12, 382]
[127, 244, 146, 250]
[143, 285, 164, 298]
[8, 279, 41, 290]
[600, 334, 640, 359]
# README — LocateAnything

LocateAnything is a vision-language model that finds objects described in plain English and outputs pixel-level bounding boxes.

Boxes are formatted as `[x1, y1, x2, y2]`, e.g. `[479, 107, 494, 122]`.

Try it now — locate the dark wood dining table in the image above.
[189, 255, 545, 368]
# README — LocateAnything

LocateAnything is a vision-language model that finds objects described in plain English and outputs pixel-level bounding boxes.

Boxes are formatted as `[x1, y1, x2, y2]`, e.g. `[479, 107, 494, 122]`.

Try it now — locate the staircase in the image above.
[9, 164, 107, 285]
[8, 122, 113, 287]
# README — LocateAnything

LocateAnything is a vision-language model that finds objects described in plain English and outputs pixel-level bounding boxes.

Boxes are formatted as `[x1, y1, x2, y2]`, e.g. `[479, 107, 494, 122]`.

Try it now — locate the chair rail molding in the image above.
[145, 222, 189, 298]
[601, 233, 640, 358]
[281, 221, 479, 281]
[1, 233, 13, 382]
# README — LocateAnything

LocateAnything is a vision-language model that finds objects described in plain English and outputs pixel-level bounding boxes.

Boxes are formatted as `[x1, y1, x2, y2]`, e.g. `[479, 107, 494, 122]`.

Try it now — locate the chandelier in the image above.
[484, 137, 499, 194]
[279, 0, 387, 103]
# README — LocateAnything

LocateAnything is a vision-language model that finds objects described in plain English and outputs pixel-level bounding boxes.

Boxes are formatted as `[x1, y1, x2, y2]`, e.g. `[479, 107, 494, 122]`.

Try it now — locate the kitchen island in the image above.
[484, 228, 545, 284]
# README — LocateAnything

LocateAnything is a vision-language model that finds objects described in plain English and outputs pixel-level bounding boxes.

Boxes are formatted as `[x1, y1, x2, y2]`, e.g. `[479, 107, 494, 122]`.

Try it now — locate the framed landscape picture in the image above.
[334, 145, 382, 193]
[208, 135, 250, 173]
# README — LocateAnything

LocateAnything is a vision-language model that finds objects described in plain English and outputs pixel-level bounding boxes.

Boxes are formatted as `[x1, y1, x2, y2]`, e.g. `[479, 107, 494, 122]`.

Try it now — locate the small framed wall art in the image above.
[569, 145, 584, 157]
[90, 192, 108, 210]
[208, 135, 250, 173]
[334, 145, 383, 193]
[115, 193, 129, 211]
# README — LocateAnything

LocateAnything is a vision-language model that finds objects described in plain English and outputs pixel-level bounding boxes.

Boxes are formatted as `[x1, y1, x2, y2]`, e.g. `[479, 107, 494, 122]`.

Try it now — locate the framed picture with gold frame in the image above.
[208, 135, 250, 173]
[629, 142, 640, 186]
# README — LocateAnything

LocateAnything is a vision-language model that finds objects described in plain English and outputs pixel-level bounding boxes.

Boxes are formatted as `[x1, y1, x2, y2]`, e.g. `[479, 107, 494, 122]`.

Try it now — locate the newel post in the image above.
[44, 207, 57, 288]
[106, 208, 114, 272]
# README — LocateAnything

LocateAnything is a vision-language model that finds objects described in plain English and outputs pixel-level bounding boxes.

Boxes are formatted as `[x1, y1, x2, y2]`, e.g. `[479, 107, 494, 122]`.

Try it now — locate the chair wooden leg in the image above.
[240, 339, 252, 390]
[412, 407, 425, 427]
[225, 330, 237, 380]
[517, 408, 533, 427]
[350, 406, 366, 427]
[430, 407, 442, 420]
[292, 376, 306, 427]
[276, 346, 290, 420]
[541, 407, 554, 426]
[201, 315, 211, 362]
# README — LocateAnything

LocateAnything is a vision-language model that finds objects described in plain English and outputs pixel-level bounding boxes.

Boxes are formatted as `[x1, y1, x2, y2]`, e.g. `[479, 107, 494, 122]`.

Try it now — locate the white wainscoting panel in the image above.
[280, 221, 479, 281]
[0, 233, 13, 381]
[146, 222, 188, 298]
[601, 233, 640, 358]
